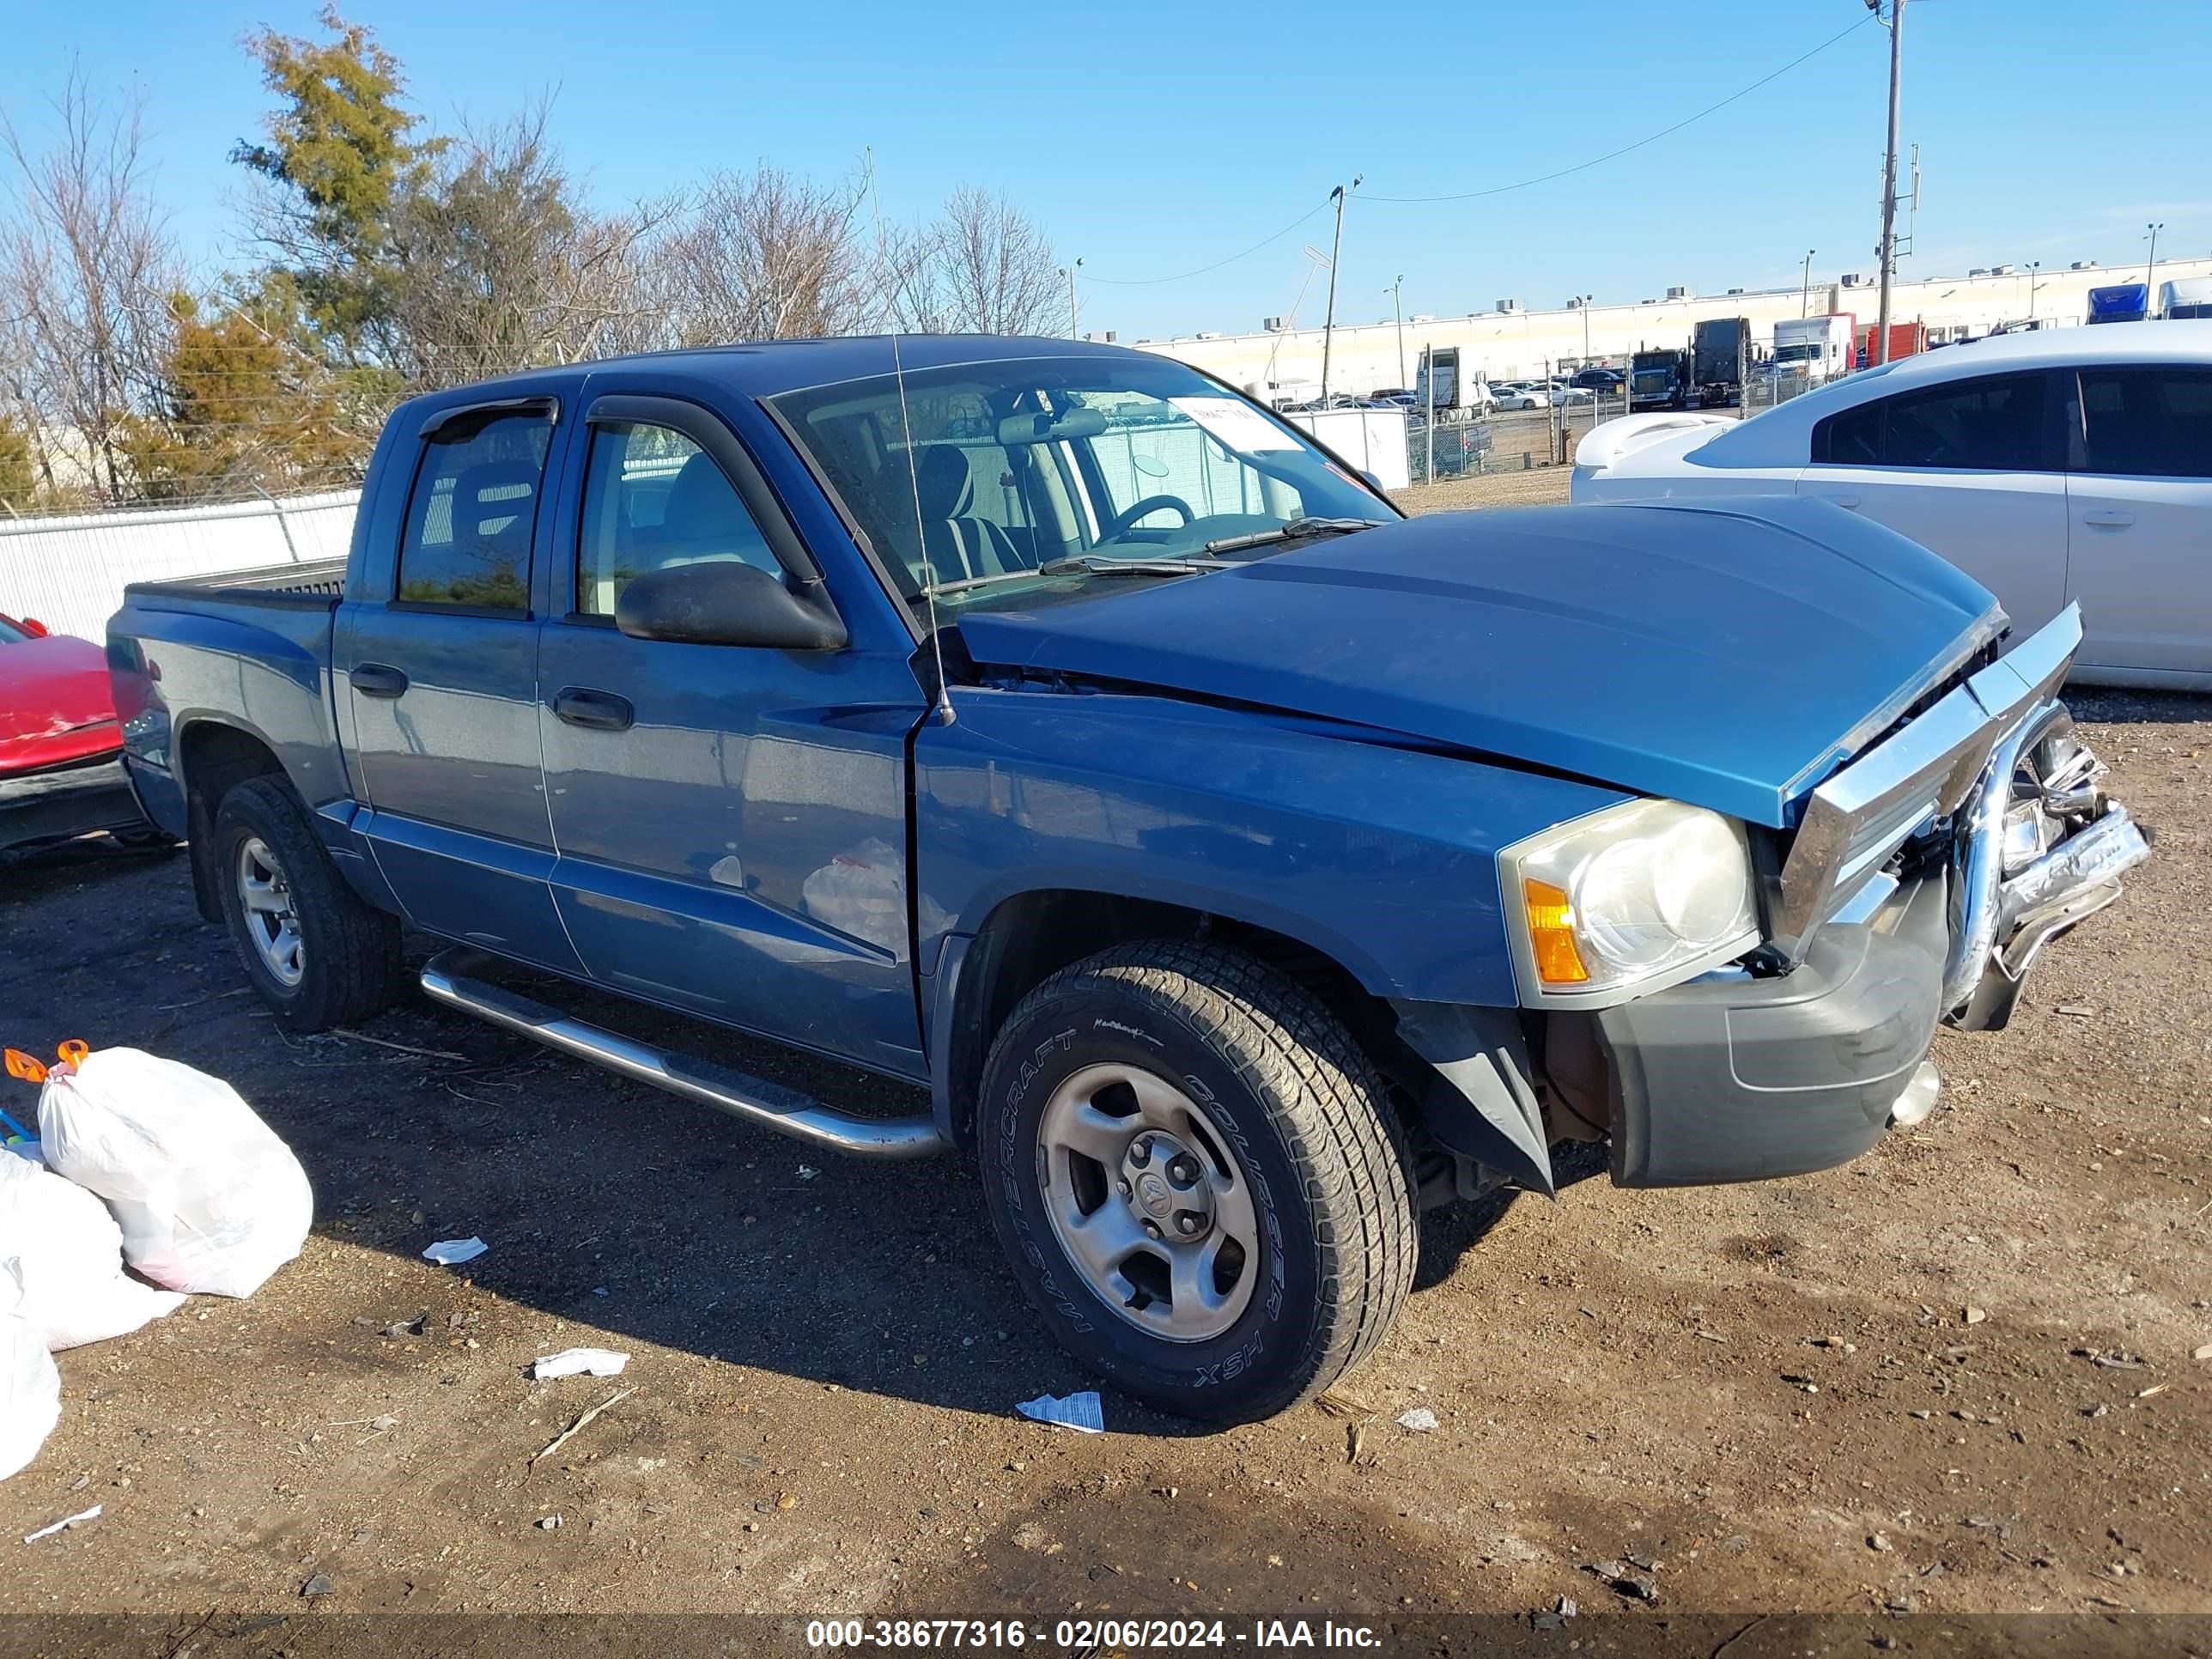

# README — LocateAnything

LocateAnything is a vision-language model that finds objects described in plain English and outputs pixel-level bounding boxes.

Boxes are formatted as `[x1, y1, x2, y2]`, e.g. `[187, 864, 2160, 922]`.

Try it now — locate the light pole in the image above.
[1063, 257, 1082, 340]
[1872, 0, 1905, 363]
[2146, 222, 2164, 296]
[1320, 174, 1360, 402]
[1577, 295, 1593, 364]
[1389, 275, 1406, 390]
[1801, 249, 1817, 318]
[2027, 259, 2041, 321]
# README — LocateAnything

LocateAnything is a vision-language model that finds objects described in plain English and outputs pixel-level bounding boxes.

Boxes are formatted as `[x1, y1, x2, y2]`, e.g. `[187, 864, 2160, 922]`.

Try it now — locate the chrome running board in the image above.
[418, 948, 945, 1159]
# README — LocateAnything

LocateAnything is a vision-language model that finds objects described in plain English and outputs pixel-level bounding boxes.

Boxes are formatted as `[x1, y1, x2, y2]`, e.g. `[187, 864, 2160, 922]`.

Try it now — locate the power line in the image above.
[1083, 199, 1334, 287]
[1085, 13, 1878, 290]
[1365, 14, 1876, 204]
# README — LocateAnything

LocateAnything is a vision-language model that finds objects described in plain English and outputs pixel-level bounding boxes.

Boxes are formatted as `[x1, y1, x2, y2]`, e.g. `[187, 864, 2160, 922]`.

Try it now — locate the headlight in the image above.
[1501, 799, 1760, 1004]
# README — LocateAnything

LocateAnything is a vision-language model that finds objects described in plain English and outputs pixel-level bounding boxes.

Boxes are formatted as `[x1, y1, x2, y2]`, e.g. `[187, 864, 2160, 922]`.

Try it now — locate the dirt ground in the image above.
[1, 484, 2206, 1652]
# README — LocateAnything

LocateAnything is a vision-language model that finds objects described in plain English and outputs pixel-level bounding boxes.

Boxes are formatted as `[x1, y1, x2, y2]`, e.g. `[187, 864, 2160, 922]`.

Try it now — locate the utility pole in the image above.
[1064, 258, 1082, 340]
[1389, 275, 1406, 389]
[1873, 0, 1904, 364]
[1320, 175, 1359, 402]
[1801, 249, 1816, 318]
[2146, 222, 2164, 295]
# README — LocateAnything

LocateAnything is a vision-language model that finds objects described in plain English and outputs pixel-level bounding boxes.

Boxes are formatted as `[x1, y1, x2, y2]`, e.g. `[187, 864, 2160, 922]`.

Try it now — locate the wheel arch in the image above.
[929, 884, 1395, 1154]
[177, 718, 288, 924]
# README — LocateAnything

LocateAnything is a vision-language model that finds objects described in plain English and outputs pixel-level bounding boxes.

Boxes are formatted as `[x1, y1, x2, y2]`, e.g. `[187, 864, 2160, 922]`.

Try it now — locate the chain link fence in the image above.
[1405, 386, 1630, 485]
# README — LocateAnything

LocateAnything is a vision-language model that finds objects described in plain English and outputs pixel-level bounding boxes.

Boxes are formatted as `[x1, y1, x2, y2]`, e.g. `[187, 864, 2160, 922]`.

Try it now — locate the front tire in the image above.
[212, 776, 403, 1033]
[978, 940, 1417, 1423]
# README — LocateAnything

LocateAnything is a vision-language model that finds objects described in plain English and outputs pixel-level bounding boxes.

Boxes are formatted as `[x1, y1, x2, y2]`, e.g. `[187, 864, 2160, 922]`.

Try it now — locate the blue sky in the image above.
[4, 1, 2207, 341]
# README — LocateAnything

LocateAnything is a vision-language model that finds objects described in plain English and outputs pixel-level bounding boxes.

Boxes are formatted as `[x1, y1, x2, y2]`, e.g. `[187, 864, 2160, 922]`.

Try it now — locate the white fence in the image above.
[0, 490, 362, 644]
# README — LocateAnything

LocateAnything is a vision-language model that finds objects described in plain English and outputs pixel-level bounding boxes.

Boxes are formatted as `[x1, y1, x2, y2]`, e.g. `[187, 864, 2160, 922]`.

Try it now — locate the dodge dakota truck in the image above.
[107, 336, 2149, 1421]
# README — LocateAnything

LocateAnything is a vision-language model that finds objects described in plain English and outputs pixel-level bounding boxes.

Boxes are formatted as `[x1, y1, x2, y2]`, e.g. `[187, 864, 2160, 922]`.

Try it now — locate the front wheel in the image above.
[977, 941, 1417, 1423]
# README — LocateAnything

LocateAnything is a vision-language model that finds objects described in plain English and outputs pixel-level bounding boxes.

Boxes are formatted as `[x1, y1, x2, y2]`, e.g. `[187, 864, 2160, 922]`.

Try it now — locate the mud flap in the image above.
[1391, 1001, 1555, 1197]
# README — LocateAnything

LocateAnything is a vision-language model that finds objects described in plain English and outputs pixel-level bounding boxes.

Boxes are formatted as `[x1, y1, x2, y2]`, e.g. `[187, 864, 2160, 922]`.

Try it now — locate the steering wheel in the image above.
[1100, 494, 1194, 540]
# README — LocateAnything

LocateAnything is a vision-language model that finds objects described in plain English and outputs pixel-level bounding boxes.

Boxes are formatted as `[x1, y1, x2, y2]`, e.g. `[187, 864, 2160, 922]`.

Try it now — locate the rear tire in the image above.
[977, 940, 1417, 1423]
[211, 776, 404, 1033]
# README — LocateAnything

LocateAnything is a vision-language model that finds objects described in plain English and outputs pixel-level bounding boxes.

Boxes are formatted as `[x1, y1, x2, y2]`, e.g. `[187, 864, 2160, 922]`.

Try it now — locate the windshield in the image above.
[769, 355, 1392, 609]
[1772, 343, 1820, 363]
[0, 617, 27, 644]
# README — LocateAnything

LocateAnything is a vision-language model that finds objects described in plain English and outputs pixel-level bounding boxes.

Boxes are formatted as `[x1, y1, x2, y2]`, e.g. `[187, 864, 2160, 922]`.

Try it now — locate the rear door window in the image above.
[396, 409, 556, 610]
[1813, 373, 2057, 471]
[2075, 368, 2212, 477]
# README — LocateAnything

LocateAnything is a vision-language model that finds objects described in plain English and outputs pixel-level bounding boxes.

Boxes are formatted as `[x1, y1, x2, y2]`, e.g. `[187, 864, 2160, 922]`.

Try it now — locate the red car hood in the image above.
[0, 633, 118, 748]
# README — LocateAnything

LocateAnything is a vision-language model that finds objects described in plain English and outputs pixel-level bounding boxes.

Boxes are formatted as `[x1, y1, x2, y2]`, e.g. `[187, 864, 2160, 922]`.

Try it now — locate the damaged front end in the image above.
[1395, 604, 2150, 1197]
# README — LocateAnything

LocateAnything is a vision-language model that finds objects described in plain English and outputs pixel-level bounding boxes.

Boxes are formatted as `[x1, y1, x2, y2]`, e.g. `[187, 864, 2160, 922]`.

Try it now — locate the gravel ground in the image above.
[0, 495, 2205, 1648]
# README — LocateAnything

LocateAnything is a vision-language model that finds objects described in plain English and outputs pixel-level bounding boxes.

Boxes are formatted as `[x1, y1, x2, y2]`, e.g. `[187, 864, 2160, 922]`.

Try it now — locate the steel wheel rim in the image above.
[1036, 1061, 1261, 1344]
[236, 836, 304, 988]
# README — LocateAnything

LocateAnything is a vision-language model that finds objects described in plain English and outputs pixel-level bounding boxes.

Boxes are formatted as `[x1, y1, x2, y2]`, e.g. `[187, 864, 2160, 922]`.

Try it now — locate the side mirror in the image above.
[615, 562, 847, 651]
[19, 617, 48, 638]
[1358, 470, 1387, 495]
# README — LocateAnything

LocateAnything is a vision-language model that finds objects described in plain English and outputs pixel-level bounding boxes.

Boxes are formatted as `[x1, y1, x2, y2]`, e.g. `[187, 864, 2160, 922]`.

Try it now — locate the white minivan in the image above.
[1571, 323, 2212, 688]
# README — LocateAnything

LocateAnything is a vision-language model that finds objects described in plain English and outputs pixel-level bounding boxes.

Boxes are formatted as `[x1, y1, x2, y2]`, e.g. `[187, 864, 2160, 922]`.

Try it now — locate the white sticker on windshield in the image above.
[1170, 396, 1301, 453]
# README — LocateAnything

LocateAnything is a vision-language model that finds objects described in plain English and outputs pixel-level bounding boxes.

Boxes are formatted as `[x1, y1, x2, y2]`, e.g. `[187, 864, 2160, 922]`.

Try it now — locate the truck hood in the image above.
[952, 500, 2003, 829]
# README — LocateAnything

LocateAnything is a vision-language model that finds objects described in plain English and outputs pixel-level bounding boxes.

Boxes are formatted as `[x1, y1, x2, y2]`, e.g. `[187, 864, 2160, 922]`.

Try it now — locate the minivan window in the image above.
[1812, 373, 2053, 471]
[396, 409, 556, 610]
[2076, 368, 2212, 478]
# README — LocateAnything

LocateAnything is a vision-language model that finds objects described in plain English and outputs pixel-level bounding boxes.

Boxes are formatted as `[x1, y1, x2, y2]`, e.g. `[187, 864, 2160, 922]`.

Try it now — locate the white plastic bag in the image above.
[0, 1150, 185, 1348]
[39, 1048, 313, 1298]
[0, 1269, 62, 1480]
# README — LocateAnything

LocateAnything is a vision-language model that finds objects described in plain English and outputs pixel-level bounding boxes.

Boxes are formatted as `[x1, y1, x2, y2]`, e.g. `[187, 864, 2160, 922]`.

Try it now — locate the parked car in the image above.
[0, 611, 155, 855]
[1572, 366, 1626, 391]
[1549, 383, 1595, 405]
[1494, 386, 1550, 410]
[109, 337, 2146, 1421]
[1571, 322, 2212, 687]
[1, 613, 122, 778]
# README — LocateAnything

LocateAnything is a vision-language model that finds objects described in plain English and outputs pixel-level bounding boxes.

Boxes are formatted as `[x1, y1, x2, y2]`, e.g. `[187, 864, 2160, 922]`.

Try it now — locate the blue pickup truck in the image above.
[106, 336, 2148, 1421]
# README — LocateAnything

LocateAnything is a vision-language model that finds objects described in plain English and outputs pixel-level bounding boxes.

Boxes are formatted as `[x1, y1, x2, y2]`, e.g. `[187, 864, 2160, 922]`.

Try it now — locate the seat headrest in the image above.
[914, 445, 974, 520]
[659, 453, 746, 544]
[450, 460, 538, 546]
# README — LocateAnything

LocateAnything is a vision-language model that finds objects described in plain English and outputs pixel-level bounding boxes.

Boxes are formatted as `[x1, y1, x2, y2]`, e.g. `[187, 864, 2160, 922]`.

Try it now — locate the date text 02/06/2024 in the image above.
[802, 1619, 1382, 1648]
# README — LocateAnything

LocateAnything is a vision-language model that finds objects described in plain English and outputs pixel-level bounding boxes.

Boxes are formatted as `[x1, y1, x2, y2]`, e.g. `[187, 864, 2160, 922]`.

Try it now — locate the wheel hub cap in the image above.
[1036, 1062, 1260, 1344]
[236, 836, 305, 988]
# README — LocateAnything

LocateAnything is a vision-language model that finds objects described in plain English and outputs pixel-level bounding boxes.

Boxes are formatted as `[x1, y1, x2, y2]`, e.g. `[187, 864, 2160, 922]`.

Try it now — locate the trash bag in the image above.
[0, 1148, 185, 1348]
[37, 1047, 313, 1298]
[0, 1272, 63, 1480]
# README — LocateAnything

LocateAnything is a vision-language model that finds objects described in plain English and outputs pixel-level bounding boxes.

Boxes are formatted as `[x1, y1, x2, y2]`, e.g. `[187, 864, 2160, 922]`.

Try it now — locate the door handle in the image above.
[349, 663, 409, 698]
[1816, 493, 1861, 509]
[2081, 509, 2136, 528]
[553, 687, 635, 732]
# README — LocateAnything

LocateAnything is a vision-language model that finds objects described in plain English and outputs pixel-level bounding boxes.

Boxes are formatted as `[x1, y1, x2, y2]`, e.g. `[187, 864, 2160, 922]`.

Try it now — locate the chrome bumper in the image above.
[1943, 717, 2148, 1027]
[1772, 605, 2149, 1026]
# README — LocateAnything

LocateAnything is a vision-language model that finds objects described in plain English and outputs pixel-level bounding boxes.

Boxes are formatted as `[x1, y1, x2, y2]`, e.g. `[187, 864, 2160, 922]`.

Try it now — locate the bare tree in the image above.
[884, 186, 1059, 337]
[0, 67, 179, 502]
[382, 106, 672, 389]
[649, 166, 872, 345]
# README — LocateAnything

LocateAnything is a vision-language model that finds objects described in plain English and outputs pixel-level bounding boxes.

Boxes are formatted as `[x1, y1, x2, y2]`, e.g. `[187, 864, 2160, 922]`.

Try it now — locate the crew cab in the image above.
[108, 337, 2148, 1421]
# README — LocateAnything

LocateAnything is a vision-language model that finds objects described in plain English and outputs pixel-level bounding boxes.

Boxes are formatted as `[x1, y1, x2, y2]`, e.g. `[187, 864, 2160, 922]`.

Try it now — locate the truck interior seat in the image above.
[914, 444, 1029, 586]
[449, 460, 540, 567]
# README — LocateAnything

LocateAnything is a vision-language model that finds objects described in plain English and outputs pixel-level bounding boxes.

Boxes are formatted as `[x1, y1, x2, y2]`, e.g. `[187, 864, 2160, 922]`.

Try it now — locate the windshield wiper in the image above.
[1202, 515, 1389, 555]
[1036, 554, 1229, 578]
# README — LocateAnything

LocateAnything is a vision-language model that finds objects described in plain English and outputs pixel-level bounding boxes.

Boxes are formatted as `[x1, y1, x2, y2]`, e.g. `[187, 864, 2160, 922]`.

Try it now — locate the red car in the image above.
[0, 613, 123, 778]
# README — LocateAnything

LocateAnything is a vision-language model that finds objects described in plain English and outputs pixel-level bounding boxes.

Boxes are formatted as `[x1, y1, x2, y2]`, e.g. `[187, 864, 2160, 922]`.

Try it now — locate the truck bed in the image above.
[122, 556, 348, 609]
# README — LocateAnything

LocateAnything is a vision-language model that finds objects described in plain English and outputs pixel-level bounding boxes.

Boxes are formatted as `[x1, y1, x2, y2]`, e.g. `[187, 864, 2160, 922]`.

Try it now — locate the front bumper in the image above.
[1597, 876, 1948, 1187]
[1589, 647, 2148, 1188]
